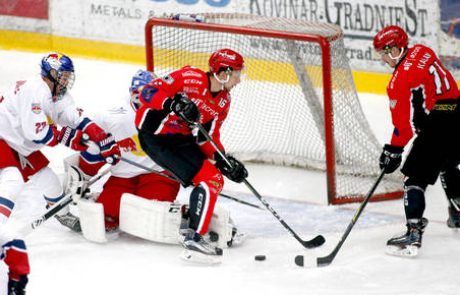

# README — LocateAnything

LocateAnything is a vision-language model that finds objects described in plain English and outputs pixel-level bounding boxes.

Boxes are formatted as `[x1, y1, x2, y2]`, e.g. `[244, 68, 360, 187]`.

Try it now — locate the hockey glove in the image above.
[379, 144, 404, 174]
[57, 126, 87, 151]
[170, 93, 200, 124]
[215, 154, 248, 183]
[8, 275, 28, 295]
[97, 133, 121, 165]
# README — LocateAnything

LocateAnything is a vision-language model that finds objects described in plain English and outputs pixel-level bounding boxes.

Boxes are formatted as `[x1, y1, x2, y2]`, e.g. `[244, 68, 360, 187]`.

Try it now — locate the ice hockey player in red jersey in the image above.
[373, 25, 460, 257]
[0, 226, 30, 295]
[135, 48, 248, 262]
[0, 52, 121, 232]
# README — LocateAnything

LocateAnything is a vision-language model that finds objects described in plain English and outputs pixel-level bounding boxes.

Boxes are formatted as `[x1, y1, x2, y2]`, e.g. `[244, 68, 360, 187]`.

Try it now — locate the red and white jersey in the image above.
[83, 100, 163, 178]
[0, 75, 84, 156]
[387, 44, 460, 147]
[135, 66, 230, 154]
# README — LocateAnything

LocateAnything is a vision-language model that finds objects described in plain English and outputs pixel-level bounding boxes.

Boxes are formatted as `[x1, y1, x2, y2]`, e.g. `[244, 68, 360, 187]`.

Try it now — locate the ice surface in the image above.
[0, 50, 459, 295]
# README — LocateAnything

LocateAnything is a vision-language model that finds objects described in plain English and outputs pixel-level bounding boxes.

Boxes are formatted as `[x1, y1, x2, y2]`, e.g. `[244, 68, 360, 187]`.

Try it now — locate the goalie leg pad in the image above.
[119, 193, 182, 244]
[208, 206, 233, 249]
[78, 199, 108, 243]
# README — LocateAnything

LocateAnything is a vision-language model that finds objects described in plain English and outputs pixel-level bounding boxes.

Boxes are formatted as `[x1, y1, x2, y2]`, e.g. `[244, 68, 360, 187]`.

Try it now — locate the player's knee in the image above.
[0, 167, 24, 197]
[192, 160, 224, 194]
[440, 168, 460, 198]
[31, 167, 63, 198]
[404, 178, 427, 219]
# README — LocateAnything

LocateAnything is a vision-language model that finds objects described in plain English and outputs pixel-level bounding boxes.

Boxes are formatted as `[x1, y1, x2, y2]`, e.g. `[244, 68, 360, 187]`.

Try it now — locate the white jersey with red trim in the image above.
[0, 75, 84, 156]
[86, 100, 164, 178]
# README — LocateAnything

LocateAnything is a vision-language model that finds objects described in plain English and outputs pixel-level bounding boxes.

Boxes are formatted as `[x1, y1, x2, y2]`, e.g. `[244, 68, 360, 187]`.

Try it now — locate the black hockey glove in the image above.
[215, 154, 248, 183]
[170, 93, 200, 124]
[8, 275, 28, 295]
[379, 144, 404, 174]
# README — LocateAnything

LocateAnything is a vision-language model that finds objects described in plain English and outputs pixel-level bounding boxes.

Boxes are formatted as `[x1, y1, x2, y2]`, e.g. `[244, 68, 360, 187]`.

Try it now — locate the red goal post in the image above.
[144, 13, 403, 205]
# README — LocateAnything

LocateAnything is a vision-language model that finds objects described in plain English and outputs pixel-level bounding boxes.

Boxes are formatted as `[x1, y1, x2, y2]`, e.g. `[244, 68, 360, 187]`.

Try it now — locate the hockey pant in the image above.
[138, 132, 224, 236]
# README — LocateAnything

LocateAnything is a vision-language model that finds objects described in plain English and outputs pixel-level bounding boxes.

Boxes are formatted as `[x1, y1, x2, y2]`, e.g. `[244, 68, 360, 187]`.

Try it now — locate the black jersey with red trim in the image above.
[387, 44, 460, 147]
[135, 66, 230, 153]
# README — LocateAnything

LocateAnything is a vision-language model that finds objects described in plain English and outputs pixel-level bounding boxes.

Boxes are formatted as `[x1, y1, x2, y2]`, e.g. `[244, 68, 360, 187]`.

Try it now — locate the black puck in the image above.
[254, 255, 266, 261]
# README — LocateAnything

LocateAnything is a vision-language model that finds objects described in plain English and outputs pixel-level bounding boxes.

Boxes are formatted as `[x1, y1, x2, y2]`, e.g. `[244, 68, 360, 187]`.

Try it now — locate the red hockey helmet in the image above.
[208, 48, 244, 74]
[373, 25, 408, 52]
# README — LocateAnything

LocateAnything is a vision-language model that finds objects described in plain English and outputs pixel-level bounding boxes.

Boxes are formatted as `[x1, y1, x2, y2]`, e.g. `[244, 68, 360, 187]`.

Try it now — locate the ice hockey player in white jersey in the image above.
[0, 52, 121, 232]
[0, 226, 30, 295]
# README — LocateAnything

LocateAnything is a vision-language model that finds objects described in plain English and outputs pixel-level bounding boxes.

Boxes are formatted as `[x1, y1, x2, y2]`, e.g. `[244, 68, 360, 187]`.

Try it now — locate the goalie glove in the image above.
[215, 154, 248, 183]
[379, 144, 404, 174]
[169, 93, 200, 124]
[64, 155, 90, 202]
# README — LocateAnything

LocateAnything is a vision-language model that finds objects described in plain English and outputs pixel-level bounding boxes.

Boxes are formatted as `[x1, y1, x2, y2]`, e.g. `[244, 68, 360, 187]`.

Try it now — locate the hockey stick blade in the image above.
[294, 252, 334, 268]
[295, 170, 386, 267]
[302, 235, 326, 249]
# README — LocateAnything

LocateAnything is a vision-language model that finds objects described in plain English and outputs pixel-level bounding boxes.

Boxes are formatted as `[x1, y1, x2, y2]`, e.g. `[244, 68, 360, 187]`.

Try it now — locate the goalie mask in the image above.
[41, 52, 75, 101]
[129, 69, 155, 111]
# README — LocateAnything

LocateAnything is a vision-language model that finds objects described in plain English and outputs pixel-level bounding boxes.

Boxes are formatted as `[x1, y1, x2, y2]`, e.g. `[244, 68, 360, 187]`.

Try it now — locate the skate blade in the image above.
[386, 245, 419, 258]
[180, 249, 222, 265]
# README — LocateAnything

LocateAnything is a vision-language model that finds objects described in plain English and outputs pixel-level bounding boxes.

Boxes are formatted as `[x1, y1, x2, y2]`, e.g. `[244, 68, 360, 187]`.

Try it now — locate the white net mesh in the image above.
[146, 13, 403, 204]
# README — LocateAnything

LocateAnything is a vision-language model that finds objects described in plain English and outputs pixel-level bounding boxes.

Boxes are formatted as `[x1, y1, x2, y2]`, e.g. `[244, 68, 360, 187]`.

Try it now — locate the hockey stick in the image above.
[194, 123, 325, 249]
[295, 169, 386, 267]
[19, 168, 111, 236]
[118, 156, 264, 210]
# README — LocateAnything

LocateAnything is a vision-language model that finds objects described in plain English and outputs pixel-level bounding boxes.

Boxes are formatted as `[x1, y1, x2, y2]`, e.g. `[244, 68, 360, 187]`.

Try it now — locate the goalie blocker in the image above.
[78, 193, 238, 248]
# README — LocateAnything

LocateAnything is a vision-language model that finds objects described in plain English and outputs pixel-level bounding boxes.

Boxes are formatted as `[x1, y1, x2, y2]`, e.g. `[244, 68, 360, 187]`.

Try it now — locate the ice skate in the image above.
[386, 218, 428, 257]
[447, 206, 460, 230]
[180, 230, 223, 264]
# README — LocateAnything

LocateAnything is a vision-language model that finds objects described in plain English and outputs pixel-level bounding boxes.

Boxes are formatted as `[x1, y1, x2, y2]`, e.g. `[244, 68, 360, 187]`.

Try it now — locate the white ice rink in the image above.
[1, 50, 459, 295]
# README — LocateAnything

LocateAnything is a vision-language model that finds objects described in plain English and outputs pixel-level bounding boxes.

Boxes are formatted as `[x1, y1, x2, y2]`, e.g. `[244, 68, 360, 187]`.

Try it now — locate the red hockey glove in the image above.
[379, 144, 404, 174]
[96, 133, 121, 165]
[57, 126, 87, 151]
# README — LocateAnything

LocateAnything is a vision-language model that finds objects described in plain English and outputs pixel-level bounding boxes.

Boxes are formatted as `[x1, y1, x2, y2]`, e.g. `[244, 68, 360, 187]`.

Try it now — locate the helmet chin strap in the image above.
[213, 72, 230, 90]
[389, 47, 405, 61]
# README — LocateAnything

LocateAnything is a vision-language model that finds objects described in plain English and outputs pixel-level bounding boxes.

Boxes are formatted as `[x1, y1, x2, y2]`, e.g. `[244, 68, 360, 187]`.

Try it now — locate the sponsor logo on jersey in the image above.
[194, 100, 219, 117]
[183, 86, 200, 94]
[389, 99, 397, 109]
[184, 79, 203, 85]
[182, 70, 202, 78]
[161, 74, 174, 85]
[117, 137, 138, 152]
[31, 103, 42, 114]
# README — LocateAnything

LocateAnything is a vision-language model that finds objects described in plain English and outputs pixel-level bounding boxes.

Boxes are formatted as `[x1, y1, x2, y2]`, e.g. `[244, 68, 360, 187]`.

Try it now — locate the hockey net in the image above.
[145, 13, 403, 204]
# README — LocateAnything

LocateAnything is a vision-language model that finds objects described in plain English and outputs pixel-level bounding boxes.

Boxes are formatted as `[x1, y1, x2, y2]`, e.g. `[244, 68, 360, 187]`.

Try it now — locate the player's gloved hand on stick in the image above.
[215, 154, 248, 183]
[379, 144, 404, 174]
[8, 275, 28, 295]
[170, 93, 200, 124]
[57, 126, 87, 151]
[96, 133, 121, 165]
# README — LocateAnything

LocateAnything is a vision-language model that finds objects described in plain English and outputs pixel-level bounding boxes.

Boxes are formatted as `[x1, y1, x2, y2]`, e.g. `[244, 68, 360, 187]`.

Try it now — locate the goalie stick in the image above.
[295, 169, 386, 267]
[118, 156, 264, 210]
[194, 123, 325, 249]
[19, 168, 111, 236]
